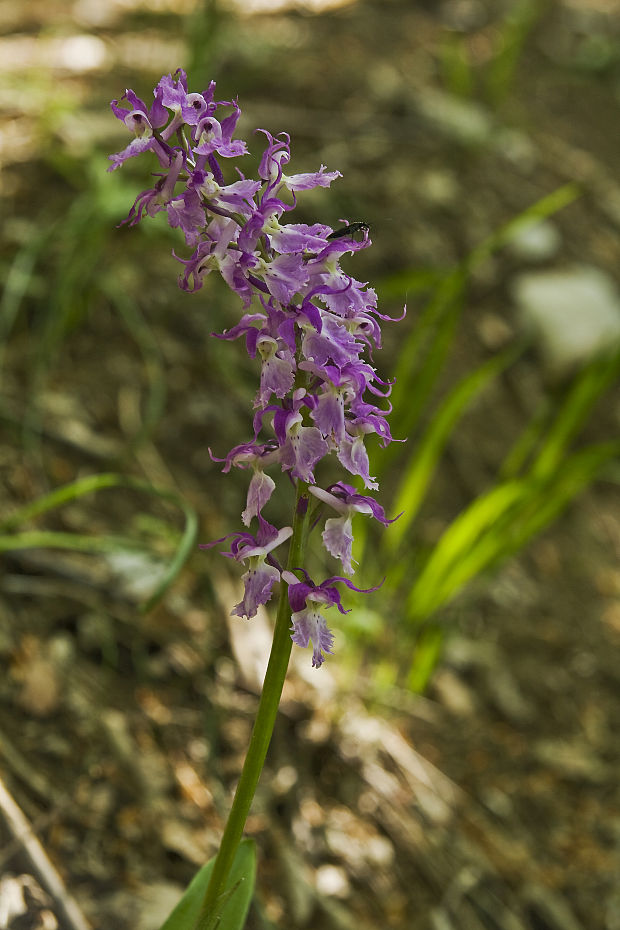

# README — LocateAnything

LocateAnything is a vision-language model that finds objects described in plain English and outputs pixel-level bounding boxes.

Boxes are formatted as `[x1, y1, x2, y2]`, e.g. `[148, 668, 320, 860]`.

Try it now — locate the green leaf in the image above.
[407, 480, 527, 621]
[159, 839, 256, 930]
[407, 623, 445, 692]
[384, 184, 580, 461]
[0, 472, 198, 613]
[387, 342, 522, 549]
[528, 348, 620, 481]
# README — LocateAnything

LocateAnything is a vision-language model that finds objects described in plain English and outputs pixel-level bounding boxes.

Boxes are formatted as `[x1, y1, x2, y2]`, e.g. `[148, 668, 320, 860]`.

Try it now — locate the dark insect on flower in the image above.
[326, 221, 370, 241]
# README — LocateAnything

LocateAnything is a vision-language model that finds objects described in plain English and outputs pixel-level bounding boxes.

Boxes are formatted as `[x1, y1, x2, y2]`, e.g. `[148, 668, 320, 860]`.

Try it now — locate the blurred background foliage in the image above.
[3, 0, 620, 926]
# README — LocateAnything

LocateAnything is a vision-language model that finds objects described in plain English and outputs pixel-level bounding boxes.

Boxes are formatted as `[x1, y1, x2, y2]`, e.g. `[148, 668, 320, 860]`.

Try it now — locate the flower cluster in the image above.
[110, 70, 402, 667]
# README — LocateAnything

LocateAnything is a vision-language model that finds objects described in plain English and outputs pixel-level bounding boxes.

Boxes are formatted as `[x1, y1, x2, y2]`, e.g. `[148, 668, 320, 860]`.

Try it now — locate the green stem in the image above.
[194, 480, 310, 929]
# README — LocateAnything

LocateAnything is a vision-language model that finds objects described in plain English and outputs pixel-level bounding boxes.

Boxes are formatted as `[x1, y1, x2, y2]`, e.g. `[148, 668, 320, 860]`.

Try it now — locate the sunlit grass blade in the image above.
[406, 439, 620, 626]
[0, 472, 198, 613]
[464, 183, 580, 273]
[387, 341, 523, 550]
[484, 0, 547, 106]
[0, 531, 145, 555]
[529, 348, 620, 480]
[407, 623, 445, 693]
[507, 440, 620, 553]
[499, 394, 553, 479]
[0, 221, 59, 373]
[383, 183, 580, 462]
[406, 480, 526, 621]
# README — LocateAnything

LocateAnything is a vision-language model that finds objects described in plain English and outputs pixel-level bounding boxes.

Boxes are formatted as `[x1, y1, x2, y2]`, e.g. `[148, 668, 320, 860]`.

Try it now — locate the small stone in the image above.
[512, 264, 620, 375]
[17, 658, 61, 717]
[315, 864, 350, 898]
[507, 219, 562, 262]
[430, 668, 476, 716]
[420, 168, 459, 206]
[416, 88, 493, 145]
[135, 883, 185, 930]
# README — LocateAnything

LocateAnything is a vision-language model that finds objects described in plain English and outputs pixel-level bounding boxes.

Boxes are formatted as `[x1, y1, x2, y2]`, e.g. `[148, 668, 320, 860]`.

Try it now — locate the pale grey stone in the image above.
[512, 265, 620, 374]
[507, 219, 562, 261]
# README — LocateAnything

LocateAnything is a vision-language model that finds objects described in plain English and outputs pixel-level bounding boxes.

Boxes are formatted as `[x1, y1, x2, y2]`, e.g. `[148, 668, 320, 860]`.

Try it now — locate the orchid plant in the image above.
[109, 69, 402, 930]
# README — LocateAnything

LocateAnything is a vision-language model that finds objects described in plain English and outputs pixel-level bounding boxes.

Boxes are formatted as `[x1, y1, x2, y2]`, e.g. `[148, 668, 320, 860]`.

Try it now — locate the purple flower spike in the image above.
[110, 73, 404, 659]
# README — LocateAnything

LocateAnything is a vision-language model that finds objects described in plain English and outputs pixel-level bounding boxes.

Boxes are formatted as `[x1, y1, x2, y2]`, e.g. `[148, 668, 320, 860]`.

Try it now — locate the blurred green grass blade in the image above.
[484, 0, 547, 106]
[0, 221, 59, 373]
[530, 348, 620, 480]
[391, 281, 465, 444]
[37, 194, 106, 365]
[185, 0, 222, 91]
[500, 394, 553, 478]
[391, 271, 465, 419]
[0, 472, 198, 613]
[103, 282, 167, 453]
[407, 624, 445, 693]
[388, 342, 522, 550]
[376, 267, 445, 302]
[407, 480, 526, 621]
[464, 183, 580, 273]
[440, 33, 475, 98]
[1, 473, 144, 531]
[380, 183, 579, 306]
[502, 340, 620, 482]
[418, 498, 526, 615]
[140, 487, 198, 614]
[0, 531, 143, 554]
[509, 440, 620, 552]
[384, 184, 580, 458]
[407, 440, 620, 623]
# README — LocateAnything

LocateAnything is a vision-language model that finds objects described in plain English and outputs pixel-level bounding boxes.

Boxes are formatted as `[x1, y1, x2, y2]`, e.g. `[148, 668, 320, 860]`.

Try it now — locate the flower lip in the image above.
[309, 482, 402, 525]
[124, 110, 152, 135]
[242, 524, 293, 560]
[200, 517, 293, 563]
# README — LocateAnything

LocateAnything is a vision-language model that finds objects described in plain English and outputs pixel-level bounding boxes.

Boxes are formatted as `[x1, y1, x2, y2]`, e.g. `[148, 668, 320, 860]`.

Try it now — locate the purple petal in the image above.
[322, 515, 355, 575]
[258, 353, 295, 406]
[262, 253, 309, 304]
[336, 435, 378, 490]
[232, 561, 280, 620]
[284, 167, 341, 192]
[290, 608, 334, 668]
[268, 222, 331, 254]
[166, 189, 207, 245]
[281, 425, 329, 484]
[242, 471, 276, 526]
[310, 388, 346, 443]
[107, 136, 154, 171]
